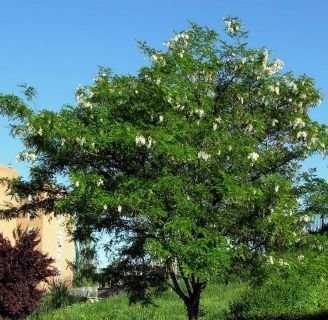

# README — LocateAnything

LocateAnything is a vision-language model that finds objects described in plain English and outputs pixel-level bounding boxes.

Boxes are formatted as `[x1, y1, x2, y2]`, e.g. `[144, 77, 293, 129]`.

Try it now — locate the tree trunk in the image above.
[185, 289, 201, 320]
[186, 298, 200, 320]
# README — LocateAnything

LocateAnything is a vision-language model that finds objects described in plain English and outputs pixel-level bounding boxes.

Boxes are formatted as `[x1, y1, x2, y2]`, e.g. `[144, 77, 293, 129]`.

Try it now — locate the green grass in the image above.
[29, 282, 245, 320]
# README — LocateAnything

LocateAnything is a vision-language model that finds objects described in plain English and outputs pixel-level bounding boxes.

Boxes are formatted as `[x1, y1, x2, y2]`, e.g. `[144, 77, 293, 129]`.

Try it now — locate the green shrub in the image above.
[30, 280, 85, 318]
[226, 278, 328, 320]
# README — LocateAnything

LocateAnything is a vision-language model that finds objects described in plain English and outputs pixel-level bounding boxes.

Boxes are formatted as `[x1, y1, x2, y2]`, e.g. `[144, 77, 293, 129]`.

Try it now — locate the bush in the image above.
[0, 228, 56, 319]
[226, 278, 328, 320]
[30, 280, 86, 318]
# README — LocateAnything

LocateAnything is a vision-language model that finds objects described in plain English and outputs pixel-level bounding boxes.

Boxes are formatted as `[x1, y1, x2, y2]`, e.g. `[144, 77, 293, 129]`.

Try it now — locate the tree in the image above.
[0, 228, 56, 319]
[0, 18, 327, 319]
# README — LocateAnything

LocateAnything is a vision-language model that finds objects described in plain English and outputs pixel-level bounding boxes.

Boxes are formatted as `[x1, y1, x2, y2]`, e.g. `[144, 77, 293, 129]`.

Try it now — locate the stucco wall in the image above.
[0, 165, 73, 282]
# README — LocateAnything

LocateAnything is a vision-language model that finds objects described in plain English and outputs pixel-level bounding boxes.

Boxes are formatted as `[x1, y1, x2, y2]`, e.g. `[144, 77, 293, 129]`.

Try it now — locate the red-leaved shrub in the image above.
[0, 227, 56, 319]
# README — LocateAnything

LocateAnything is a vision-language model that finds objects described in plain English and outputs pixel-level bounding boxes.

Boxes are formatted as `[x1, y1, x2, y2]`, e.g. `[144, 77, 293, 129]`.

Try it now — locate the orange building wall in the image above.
[0, 165, 73, 282]
[0, 166, 18, 242]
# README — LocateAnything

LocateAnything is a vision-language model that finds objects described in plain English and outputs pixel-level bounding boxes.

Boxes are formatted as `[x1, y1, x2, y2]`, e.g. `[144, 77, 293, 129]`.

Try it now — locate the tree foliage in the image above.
[1, 18, 327, 319]
[0, 228, 56, 319]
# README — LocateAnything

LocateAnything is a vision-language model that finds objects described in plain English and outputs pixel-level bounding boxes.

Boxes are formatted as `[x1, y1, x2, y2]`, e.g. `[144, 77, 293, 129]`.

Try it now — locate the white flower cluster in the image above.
[278, 259, 289, 267]
[16, 151, 37, 163]
[223, 18, 240, 34]
[261, 50, 284, 74]
[75, 86, 93, 108]
[292, 118, 305, 129]
[76, 137, 86, 146]
[194, 109, 205, 118]
[164, 31, 190, 48]
[296, 131, 307, 140]
[245, 123, 253, 133]
[93, 72, 107, 82]
[268, 84, 280, 95]
[150, 54, 166, 66]
[300, 215, 310, 223]
[97, 179, 104, 187]
[135, 135, 156, 148]
[198, 151, 211, 161]
[247, 152, 259, 163]
[135, 135, 146, 146]
[267, 256, 289, 266]
[268, 256, 274, 265]
[266, 59, 284, 74]
[271, 119, 279, 127]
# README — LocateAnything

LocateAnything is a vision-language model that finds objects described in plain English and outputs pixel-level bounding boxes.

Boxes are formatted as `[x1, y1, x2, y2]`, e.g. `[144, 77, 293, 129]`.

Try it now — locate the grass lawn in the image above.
[29, 282, 245, 320]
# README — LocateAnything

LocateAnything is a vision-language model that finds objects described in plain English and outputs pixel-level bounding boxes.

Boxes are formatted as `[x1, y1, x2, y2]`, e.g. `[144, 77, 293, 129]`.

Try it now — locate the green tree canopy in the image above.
[1, 18, 327, 319]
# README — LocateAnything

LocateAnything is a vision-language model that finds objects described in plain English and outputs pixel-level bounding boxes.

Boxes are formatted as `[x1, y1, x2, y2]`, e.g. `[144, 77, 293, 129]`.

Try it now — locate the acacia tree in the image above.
[1, 18, 327, 319]
[0, 228, 56, 319]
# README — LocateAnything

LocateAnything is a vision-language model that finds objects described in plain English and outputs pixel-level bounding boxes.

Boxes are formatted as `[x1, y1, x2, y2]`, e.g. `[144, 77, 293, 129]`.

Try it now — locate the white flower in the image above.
[159, 115, 164, 123]
[245, 124, 253, 132]
[151, 54, 166, 65]
[297, 131, 307, 140]
[169, 32, 190, 45]
[117, 205, 122, 213]
[135, 90, 138, 94]
[274, 185, 279, 193]
[301, 215, 310, 223]
[224, 18, 240, 34]
[268, 85, 279, 95]
[271, 119, 279, 127]
[76, 137, 86, 146]
[147, 136, 156, 149]
[213, 123, 218, 131]
[292, 84, 298, 93]
[135, 134, 146, 146]
[247, 152, 259, 162]
[151, 54, 158, 62]
[298, 255, 305, 261]
[262, 50, 269, 67]
[198, 151, 211, 161]
[155, 78, 161, 86]
[268, 256, 274, 265]
[37, 128, 43, 136]
[61, 138, 66, 146]
[103, 204, 108, 210]
[275, 86, 280, 95]
[292, 118, 305, 129]
[27, 152, 37, 162]
[97, 179, 104, 187]
[75, 181, 80, 187]
[175, 104, 185, 111]
[194, 109, 205, 118]
[228, 145, 232, 151]
[267, 59, 284, 74]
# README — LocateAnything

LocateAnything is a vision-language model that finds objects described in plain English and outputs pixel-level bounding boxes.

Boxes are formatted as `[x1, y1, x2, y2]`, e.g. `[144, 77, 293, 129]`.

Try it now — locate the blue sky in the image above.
[0, 0, 327, 177]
